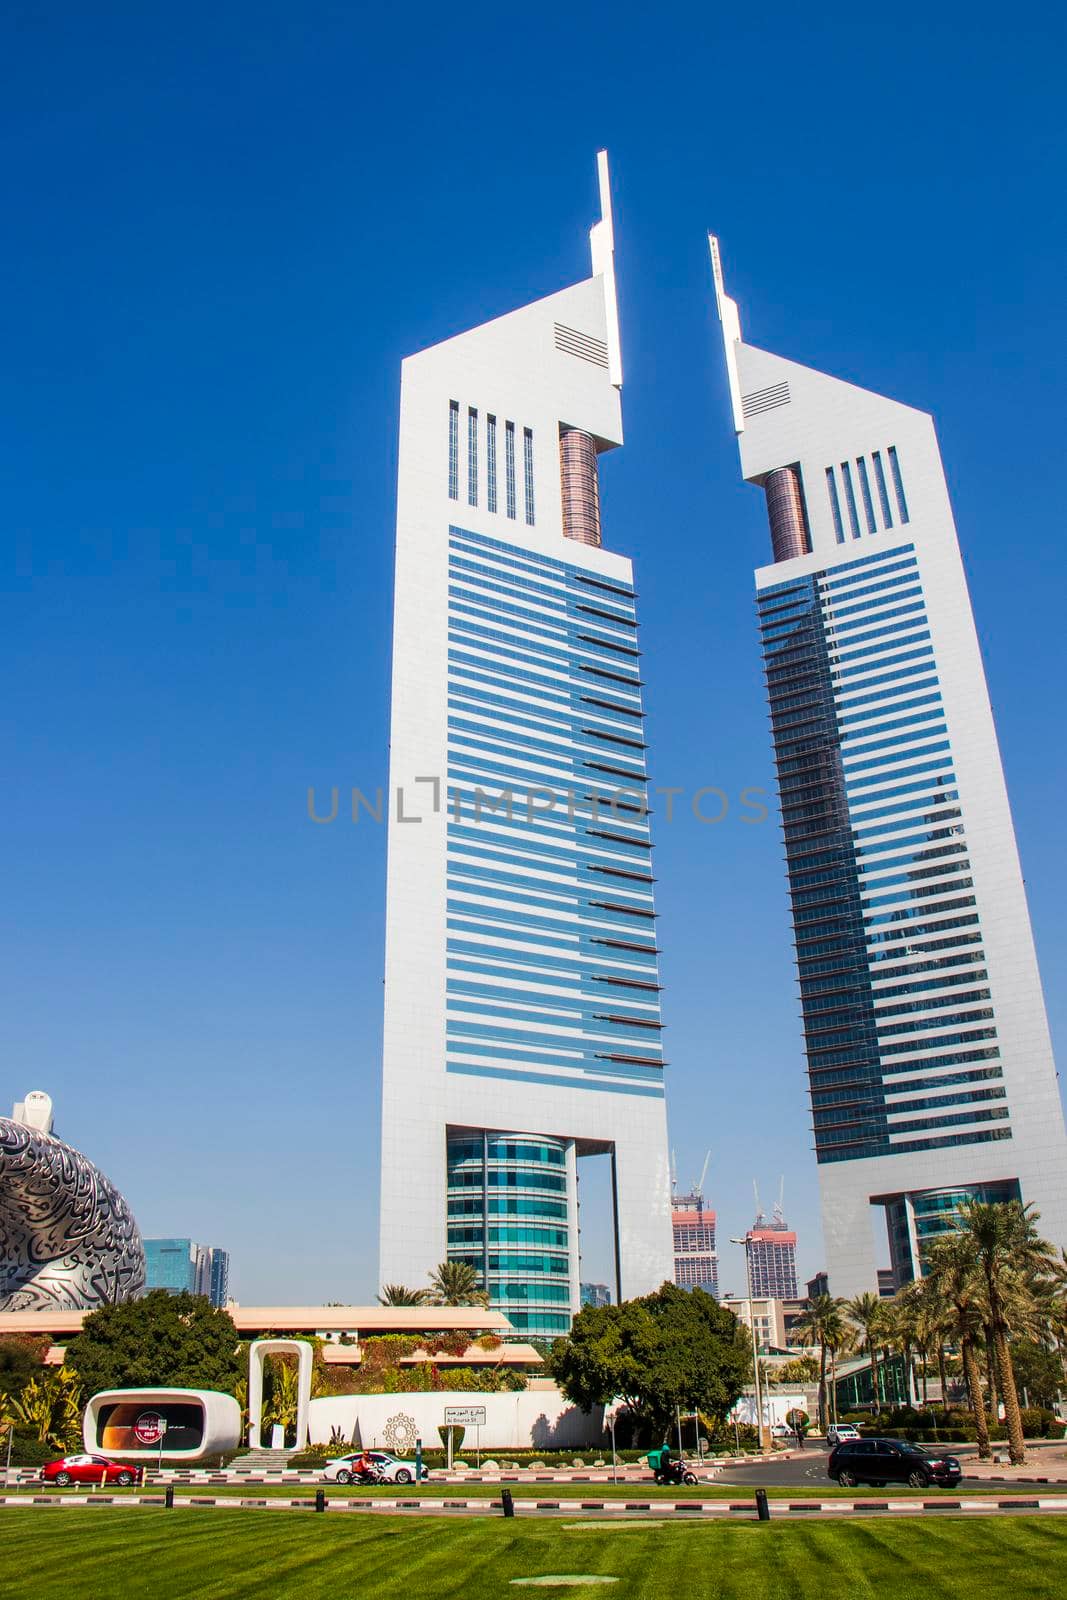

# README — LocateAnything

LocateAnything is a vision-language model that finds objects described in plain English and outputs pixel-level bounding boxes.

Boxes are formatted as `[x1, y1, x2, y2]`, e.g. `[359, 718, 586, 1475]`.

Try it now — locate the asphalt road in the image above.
[716, 1445, 982, 1489]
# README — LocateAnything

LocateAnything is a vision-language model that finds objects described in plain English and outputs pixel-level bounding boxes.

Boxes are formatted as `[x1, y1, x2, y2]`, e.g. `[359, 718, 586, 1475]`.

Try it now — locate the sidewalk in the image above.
[963, 1445, 1067, 1485]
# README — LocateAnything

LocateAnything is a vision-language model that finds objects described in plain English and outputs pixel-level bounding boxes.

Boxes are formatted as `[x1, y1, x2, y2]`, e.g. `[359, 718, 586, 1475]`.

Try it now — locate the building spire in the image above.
[590, 151, 622, 388]
[708, 233, 744, 434]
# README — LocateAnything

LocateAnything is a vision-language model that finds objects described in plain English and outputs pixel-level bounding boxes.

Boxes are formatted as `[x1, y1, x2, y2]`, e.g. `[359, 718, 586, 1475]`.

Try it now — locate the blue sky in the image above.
[4, 3, 1066, 1303]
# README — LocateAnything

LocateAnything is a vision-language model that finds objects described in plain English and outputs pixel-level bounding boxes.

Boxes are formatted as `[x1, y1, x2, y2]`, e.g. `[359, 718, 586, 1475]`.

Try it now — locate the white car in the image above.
[322, 1450, 423, 1485]
[826, 1423, 861, 1446]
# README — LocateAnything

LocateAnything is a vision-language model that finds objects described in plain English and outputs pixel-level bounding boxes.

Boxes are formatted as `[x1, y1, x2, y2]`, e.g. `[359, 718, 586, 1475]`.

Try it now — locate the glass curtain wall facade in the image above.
[446, 1132, 575, 1336]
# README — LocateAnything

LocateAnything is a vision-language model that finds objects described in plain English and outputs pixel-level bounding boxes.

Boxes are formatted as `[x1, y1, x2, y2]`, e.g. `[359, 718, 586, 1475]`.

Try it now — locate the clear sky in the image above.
[4, 2, 1066, 1303]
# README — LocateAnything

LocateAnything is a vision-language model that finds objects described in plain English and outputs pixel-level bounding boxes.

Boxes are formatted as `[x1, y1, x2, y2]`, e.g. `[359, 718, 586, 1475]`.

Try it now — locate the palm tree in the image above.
[923, 1231, 992, 1458]
[827, 1321, 855, 1426]
[792, 1294, 845, 1432]
[377, 1284, 428, 1306]
[956, 1200, 1056, 1466]
[427, 1260, 490, 1309]
[845, 1291, 886, 1413]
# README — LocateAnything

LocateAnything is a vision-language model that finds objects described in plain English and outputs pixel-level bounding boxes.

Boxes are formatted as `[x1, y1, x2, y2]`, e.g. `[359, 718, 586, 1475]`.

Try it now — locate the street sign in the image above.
[443, 1405, 486, 1426]
[133, 1412, 168, 1446]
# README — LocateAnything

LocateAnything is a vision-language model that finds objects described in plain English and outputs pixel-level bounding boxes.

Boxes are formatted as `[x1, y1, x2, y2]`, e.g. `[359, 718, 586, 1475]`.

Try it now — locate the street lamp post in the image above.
[730, 1235, 766, 1452]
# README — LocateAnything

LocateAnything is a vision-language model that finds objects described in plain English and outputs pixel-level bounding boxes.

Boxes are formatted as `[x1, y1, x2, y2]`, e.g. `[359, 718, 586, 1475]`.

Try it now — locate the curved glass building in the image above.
[446, 1132, 577, 1338]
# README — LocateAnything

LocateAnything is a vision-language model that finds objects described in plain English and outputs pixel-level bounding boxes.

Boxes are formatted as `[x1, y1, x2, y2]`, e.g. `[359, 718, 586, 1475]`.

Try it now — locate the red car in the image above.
[40, 1453, 142, 1487]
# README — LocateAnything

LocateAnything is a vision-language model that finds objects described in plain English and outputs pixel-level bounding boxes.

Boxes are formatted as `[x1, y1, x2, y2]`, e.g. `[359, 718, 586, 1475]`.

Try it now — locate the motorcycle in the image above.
[646, 1447, 698, 1486]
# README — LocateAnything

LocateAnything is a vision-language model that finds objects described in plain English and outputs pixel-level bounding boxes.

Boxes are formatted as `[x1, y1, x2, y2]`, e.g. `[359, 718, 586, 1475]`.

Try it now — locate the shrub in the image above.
[288, 1446, 333, 1468]
[4, 1436, 62, 1468]
[1020, 1407, 1059, 1438]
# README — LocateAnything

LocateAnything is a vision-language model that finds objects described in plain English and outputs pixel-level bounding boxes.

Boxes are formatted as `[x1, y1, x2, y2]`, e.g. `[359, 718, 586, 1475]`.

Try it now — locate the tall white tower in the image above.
[710, 236, 1067, 1297]
[378, 156, 673, 1336]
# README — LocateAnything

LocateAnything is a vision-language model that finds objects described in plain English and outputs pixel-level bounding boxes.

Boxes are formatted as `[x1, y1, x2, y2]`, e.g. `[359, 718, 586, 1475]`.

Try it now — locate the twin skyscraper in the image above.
[378, 154, 1067, 1329]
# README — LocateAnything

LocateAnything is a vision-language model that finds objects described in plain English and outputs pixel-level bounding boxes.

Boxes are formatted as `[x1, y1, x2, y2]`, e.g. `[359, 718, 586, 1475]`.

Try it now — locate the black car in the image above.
[828, 1437, 961, 1489]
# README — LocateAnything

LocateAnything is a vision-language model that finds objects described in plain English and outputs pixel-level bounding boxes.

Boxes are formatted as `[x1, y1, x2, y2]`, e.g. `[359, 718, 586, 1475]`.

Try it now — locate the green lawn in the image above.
[3, 1509, 1067, 1599]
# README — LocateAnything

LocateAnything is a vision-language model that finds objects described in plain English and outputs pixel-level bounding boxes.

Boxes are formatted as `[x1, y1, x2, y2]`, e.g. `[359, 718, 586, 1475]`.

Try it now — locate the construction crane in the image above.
[773, 1175, 786, 1228]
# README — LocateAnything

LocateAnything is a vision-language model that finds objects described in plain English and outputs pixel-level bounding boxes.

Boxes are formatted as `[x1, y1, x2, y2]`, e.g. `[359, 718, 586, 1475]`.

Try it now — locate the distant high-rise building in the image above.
[378, 154, 673, 1341]
[805, 1271, 829, 1301]
[745, 1207, 798, 1300]
[143, 1239, 230, 1308]
[710, 233, 1067, 1297]
[580, 1282, 611, 1308]
[208, 1247, 231, 1307]
[672, 1190, 719, 1295]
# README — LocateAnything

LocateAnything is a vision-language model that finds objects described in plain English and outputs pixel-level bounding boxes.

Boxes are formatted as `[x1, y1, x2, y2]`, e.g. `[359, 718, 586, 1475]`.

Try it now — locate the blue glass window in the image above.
[872, 451, 894, 527]
[826, 467, 845, 542]
[505, 422, 517, 518]
[467, 407, 479, 506]
[523, 427, 535, 525]
[486, 415, 498, 512]
[857, 457, 878, 533]
[840, 462, 862, 539]
[448, 401, 460, 500]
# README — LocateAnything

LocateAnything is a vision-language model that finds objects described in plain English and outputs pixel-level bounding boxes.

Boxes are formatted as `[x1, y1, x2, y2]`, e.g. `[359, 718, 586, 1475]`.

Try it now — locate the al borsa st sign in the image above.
[443, 1406, 487, 1426]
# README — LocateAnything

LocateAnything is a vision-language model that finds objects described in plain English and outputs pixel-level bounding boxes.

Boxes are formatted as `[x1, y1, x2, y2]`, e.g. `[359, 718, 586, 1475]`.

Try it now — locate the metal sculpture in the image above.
[0, 1113, 145, 1311]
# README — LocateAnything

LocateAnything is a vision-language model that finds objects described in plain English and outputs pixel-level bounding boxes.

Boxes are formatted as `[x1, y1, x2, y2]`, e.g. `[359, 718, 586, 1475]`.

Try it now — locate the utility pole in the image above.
[731, 1235, 766, 1450]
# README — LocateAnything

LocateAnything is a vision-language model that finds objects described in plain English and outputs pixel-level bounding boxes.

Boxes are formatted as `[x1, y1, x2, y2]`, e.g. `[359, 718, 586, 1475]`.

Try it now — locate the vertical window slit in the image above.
[856, 456, 878, 534]
[888, 446, 910, 524]
[840, 461, 861, 539]
[826, 466, 845, 543]
[872, 451, 894, 528]
[505, 422, 517, 519]
[486, 415, 497, 513]
[467, 407, 478, 506]
[523, 427, 535, 526]
[448, 401, 460, 501]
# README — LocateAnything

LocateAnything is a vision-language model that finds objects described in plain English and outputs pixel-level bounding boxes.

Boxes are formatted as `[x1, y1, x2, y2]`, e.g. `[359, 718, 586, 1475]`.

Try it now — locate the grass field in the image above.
[4, 1509, 1067, 1599]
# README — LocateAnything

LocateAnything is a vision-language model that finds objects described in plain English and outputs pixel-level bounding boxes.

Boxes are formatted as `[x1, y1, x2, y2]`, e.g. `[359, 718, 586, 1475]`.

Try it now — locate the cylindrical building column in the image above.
[560, 429, 602, 547]
[564, 1138, 581, 1317]
[764, 466, 809, 563]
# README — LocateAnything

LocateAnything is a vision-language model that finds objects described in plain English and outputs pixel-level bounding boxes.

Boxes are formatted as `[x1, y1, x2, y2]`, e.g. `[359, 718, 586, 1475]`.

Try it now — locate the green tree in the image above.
[377, 1284, 428, 1306]
[427, 1261, 490, 1309]
[1008, 1338, 1064, 1409]
[548, 1283, 749, 1441]
[0, 1337, 45, 1399]
[792, 1294, 845, 1431]
[65, 1291, 242, 1398]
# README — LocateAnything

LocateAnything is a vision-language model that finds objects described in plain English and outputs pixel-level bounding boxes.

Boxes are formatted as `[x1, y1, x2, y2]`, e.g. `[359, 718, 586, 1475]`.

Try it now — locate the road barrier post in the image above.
[755, 1488, 770, 1521]
[502, 1488, 515, 1518]
[315, 1488, 326, 1513]
[165, 1485, 174, 1509]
